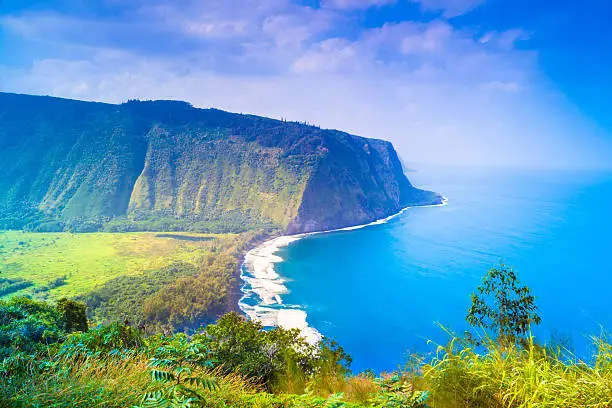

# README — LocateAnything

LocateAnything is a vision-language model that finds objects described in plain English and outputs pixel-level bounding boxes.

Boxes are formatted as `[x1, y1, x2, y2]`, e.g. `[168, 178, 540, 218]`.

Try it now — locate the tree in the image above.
[56, 298, 88, 333]
[466, 263, 541, 344]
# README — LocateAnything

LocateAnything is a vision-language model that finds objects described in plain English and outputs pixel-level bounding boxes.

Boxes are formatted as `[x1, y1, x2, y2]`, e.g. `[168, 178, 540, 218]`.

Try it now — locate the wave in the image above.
[238, 196, 448, 344]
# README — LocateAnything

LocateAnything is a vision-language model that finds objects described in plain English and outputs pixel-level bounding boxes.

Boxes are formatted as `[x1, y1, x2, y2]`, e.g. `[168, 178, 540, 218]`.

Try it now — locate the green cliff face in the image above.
[0, 92, 440, 233]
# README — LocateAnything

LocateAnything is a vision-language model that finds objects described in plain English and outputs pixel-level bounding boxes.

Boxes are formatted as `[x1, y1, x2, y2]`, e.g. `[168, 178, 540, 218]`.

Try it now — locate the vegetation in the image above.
[0, 299, 428, 407]
[10, 92, 598, 406]
[466, 263, 541, 345]
[0, 230, 258, 332]
[139, 252, 239, 331]
[419, 329, 612, 407]
[56, 297, 89, 333]
[0, 92, 444, 405]
[2, 264, 611, 407]
[0, 296, 84, 359]
[0, 92, 440, 235]
[0, 231, 241, 298]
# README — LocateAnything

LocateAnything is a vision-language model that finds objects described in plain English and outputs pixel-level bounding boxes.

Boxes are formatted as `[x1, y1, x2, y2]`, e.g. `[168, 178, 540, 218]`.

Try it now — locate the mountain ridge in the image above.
[0, 92, 441, 234]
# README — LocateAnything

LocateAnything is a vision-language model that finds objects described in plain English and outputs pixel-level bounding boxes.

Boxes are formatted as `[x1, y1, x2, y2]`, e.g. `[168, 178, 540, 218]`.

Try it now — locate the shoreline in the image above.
[238, 196, 448, 343]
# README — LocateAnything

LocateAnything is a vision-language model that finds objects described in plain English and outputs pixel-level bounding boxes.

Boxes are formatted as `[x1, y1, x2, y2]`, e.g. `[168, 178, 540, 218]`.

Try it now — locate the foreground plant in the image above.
[8, 264, 612, 408]
[138, 334, 218, 407]
[421, 329, 612, 408]
[371, 374, 429, 408]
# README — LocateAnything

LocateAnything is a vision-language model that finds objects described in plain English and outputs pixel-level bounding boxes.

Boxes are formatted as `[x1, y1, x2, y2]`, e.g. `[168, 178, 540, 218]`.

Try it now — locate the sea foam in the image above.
[238, 197, 448, 344]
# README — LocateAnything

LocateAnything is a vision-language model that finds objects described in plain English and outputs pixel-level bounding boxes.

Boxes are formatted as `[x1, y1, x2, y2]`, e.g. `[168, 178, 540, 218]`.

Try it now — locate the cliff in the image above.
[0, 92, 441, 233]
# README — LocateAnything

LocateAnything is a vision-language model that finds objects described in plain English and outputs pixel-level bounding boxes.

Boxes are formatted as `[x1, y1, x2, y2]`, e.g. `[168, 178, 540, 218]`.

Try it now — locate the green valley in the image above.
[0, 91, 443, 335]
[0, 230, 260, 331]
[0, 231, 235, 299]
[0, 91, 441, 336]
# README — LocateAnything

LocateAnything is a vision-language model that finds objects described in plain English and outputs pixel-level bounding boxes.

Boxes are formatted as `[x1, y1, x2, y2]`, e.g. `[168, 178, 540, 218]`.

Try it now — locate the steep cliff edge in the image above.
[286, 132, 440, 233]
[0, 92, 441, 233]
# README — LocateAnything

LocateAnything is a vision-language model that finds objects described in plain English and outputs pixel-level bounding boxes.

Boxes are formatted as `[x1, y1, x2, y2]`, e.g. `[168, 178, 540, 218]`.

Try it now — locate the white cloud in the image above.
[0, 0, 609, 168]
[485, 81, 522, 93]
[291, 38, 358, 73]
[182, 20, 249, 38]
[262, 9, 335, 48]
[400, 21, 453, 54]
[411, 0, 486, 17]
[321, 0, 396, 10]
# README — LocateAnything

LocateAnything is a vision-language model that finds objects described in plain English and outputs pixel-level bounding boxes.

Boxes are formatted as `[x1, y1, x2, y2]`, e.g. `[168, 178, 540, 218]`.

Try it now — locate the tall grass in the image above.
[422, 332, 612, 408]
[12, 333, 612, 407]
[11, 353, 260, 408]
[7, 310, 612, 407]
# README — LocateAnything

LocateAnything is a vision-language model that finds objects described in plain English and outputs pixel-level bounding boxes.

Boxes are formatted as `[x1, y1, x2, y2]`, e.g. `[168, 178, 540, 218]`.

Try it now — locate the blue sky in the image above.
[0, 0, 610, 168]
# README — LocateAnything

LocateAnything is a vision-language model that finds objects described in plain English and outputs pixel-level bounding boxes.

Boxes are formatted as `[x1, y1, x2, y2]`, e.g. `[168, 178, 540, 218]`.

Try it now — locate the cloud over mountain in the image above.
[0, 0, 609, 168]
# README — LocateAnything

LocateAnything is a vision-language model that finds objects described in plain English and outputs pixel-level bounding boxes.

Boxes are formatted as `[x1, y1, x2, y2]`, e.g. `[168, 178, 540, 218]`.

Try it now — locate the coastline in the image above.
[238, 196, 448, 343]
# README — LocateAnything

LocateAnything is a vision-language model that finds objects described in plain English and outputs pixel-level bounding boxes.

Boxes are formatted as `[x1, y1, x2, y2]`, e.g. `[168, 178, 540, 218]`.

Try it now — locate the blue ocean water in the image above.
[275, 167, 612, 373]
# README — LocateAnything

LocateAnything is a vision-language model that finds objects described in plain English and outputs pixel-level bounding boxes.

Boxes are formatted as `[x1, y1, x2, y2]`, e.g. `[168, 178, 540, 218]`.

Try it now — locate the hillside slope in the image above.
[0, 92, 441, 233]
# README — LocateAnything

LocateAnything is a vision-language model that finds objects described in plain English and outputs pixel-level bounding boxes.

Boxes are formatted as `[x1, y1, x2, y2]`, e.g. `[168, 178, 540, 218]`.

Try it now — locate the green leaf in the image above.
[151, 369, 175, 383]
[186, 375, 218, 391]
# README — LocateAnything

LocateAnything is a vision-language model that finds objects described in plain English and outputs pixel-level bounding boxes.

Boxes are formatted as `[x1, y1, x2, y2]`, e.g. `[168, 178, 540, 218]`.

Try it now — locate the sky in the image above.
[0, 0, 610, 168]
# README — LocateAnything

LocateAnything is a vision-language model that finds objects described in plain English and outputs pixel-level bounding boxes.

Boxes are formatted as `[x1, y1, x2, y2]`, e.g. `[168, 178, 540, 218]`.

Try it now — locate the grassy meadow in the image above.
[0, 230, 245, 300]
[0, 230, 264, 332]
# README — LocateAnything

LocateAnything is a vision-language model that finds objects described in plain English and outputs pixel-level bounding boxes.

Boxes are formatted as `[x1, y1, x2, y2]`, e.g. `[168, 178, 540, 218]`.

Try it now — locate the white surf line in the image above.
[238, 196, 448, 344]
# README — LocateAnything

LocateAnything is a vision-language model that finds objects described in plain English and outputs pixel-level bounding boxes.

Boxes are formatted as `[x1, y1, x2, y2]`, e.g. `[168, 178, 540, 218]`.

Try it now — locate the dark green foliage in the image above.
[0, 296, 65, 357]
[58, 322, 144, 359]
[142, 254, 237, 331]
[48, 275, 68, 289]
[147, 334, 216, 371]
[203, 312, 352, 387]
[101, 213, 277, 234]
[371, 375, 429, 407]
[137, 334, 218, 407]
[82, 262, 202, 328]
[0, 277, 34, 296]
[81, 252, 240, 333]
[204, 312, 302, 382]
[466, 263, 541, 344]
[0, 297, 360, 406]
[56, 298, 88, 333]
[30, 275, 69, 298]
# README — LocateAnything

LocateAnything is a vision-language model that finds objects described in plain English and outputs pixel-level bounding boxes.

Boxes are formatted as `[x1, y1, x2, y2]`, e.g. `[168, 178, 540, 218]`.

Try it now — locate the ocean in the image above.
[240, 166, 612, 373]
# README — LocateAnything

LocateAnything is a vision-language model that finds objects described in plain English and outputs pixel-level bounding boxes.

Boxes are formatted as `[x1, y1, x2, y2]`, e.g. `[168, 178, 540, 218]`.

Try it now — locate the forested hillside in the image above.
[0, 92, 440, 234]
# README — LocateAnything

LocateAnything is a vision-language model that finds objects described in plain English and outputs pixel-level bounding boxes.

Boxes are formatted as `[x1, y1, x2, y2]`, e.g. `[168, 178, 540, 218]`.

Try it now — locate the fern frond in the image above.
[151, 369, 176, 383]
[186, 375, 218, 391]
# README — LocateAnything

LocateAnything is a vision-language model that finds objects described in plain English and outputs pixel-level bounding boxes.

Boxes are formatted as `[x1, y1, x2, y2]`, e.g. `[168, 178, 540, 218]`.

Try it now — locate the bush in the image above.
[58, 322, 144, 360]
[56, 298, 88, 333]
[0, 296, 64, 356]
[422, 331, 612, 408]
[203, 312, 352, 392]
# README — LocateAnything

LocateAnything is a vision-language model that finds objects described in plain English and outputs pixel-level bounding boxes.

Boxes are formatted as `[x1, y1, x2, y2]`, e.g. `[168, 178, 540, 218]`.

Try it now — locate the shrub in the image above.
[56, 298, 88, 333]
[0, 296, 64, 356]
[58, 322, 144, 360]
